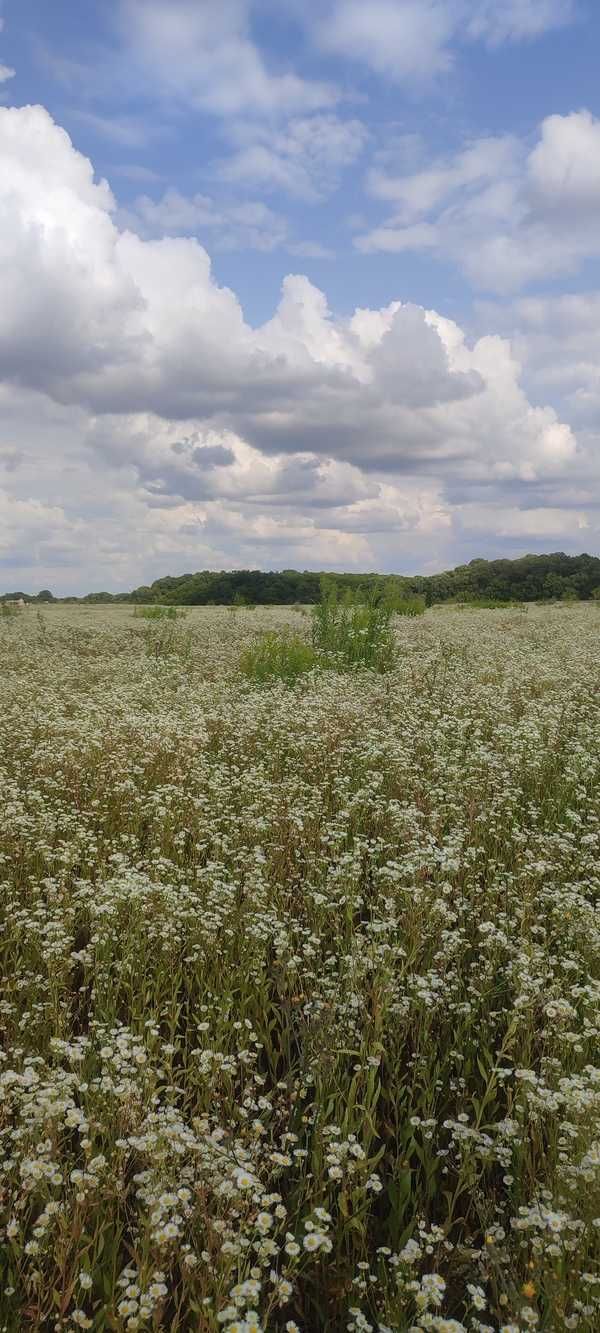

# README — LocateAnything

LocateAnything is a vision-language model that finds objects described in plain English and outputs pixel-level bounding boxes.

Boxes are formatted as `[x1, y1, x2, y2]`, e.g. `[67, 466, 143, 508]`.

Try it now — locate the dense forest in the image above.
[4, 552, 600, 606]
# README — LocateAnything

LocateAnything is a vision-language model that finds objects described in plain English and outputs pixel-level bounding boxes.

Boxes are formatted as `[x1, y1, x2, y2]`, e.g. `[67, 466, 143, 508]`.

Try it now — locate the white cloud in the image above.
[31, 0, 577, 126]
[0, 101, 592, 591]
[477, 290, 600, 434]
[465, 0, 575, 46]
[310, 0, 575, 83]
[366, 134, 518, 215]
[117, 0, 337, 117]
[460, 503, 589, 539]
[128, 187, 335, 258]
[0, 103, 578, 478]
[315, 1, 456, 83]
[216, 113, 368, 201]
[130, 188, 289, 252]
[358, 110, 600, 291]
[0, 491, 85, 577]
[527, 110, 600, 209]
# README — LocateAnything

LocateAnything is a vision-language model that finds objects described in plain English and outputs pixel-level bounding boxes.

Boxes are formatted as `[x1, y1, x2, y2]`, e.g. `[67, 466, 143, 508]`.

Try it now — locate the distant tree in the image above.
[130, 585, 155, 604]
[57, 552, 600, 608]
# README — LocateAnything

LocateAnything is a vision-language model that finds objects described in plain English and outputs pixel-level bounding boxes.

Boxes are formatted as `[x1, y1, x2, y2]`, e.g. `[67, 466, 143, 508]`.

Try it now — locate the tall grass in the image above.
[457, 596, 522, 610]
[133, 604, 187, 620]
[240, 585, 404, 683]
[393, 594, 426, 616]
[239, 630, 316, 682]
[312, 583, 397, 672]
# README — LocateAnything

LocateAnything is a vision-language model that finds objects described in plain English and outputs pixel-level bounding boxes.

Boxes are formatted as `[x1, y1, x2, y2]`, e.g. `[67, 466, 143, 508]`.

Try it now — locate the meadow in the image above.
[0, 602, 599, 1333]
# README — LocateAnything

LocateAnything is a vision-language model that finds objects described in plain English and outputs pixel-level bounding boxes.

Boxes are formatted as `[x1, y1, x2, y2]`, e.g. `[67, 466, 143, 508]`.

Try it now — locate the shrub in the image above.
[133, 605, 187, 620]
[239, 631, 316, 683]
[457, 597, 520, 610]
[312, 582, 396, 672]
[392, 595, 426, 617]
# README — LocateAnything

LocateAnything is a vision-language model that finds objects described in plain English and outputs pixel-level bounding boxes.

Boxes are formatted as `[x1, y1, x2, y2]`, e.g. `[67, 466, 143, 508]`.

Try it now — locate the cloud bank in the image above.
[0, 103, 594, 593]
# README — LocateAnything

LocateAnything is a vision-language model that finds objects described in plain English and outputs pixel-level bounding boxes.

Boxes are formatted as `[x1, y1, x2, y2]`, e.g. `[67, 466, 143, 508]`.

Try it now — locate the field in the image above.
[1, 603, 599, 1333]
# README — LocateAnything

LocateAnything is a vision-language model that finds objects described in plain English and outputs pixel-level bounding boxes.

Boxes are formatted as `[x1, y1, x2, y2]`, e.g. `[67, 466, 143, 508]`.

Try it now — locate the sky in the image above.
[1, 0, 599, 593]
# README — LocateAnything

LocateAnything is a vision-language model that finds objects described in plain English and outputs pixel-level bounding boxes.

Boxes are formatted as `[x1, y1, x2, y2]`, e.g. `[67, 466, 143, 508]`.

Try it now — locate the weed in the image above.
[133, 604, 187, 620]
[239, 630, 316, 682]
[312, 581, 396, 672]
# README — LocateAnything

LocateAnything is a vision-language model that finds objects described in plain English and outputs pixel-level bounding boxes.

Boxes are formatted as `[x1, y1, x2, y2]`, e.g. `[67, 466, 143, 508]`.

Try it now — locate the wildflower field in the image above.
[1, 603, 599, 1333]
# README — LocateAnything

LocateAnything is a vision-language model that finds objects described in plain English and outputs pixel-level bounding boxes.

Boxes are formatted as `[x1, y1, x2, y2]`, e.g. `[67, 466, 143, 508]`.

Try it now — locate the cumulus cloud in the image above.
[0, 101, 592, 591]
[357, 110, 600, 291]
[0, 104, 578, 478]
[0, 492, 85, 574]
[476, 291, 600, 490]
[527, 111, 600, 210]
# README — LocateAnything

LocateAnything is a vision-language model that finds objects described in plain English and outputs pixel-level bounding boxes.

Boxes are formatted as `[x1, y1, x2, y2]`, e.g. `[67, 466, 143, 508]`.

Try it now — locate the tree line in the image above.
[3, 552, 600, 607]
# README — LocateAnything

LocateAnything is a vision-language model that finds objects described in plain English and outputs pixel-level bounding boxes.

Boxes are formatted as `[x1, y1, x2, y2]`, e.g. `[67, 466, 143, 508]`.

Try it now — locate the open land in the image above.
[1, 604, 599, 1332]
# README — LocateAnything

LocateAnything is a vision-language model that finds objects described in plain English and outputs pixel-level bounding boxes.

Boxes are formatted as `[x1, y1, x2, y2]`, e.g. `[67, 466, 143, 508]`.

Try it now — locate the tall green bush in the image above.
[312, 581, 396, 672]
[239, 631, 316, 683]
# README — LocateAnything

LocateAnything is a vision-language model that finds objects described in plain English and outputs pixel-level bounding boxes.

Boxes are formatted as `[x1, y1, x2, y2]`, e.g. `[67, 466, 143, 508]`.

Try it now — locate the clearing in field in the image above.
[0, 604, 599, 1332]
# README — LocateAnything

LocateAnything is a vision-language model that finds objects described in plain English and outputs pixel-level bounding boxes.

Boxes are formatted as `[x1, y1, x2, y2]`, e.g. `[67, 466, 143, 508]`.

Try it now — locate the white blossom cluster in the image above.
[0, 602, 599, 1331]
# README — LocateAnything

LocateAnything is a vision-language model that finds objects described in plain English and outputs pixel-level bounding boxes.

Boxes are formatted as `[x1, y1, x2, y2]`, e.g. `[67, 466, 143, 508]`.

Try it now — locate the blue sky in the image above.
[0, 1, 599, 591]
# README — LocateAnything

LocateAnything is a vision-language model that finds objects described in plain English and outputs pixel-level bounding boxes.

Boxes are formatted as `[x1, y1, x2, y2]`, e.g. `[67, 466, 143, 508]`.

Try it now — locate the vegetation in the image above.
[4, 552, 600, 608]
[121, 551, 600, 605]
[239, 583, 424, 682]
[311, 583, 397, 673]
[140, 617, 194, 663]
[456, 597, 523, 610]
[239, 630, 317, 683]
[392, 595, 426, 616]
[133, 605, 188, 621]
[1, 602, 600, 1331]
[239, 588, 401, 683]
